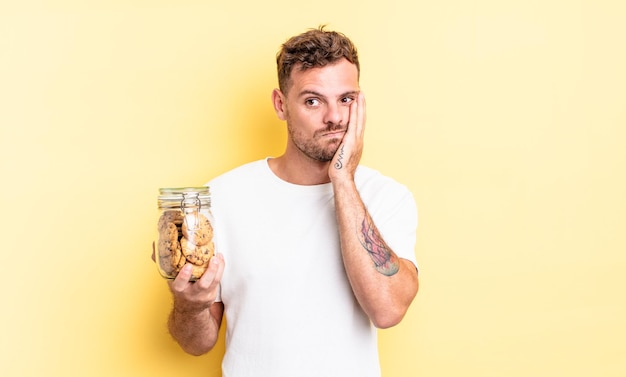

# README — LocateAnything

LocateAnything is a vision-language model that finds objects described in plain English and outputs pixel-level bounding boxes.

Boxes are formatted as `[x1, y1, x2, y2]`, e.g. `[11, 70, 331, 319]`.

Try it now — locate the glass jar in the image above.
[156, 187, 214, 281]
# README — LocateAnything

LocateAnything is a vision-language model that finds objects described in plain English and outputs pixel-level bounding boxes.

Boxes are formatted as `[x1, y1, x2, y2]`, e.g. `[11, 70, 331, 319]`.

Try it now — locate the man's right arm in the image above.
[168, 301, 224, 356]
[167, 254, 225, 355]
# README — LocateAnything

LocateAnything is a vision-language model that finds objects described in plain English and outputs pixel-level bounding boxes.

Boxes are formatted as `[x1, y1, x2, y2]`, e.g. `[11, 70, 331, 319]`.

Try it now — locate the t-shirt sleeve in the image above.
[368, 184, 419, 271]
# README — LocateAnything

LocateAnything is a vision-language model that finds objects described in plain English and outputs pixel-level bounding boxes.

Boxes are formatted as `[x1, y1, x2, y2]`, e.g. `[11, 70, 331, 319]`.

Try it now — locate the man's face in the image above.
[280, 58, 360, 162]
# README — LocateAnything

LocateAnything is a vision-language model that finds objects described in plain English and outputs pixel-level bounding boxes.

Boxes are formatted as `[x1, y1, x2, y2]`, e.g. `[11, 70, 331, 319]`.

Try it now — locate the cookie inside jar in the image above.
[156, 187, 214, 281]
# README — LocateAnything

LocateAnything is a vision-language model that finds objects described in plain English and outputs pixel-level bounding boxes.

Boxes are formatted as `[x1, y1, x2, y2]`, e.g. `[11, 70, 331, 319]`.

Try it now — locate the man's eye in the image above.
[341, 97, 355, 104]
[305, 98, 320, 106]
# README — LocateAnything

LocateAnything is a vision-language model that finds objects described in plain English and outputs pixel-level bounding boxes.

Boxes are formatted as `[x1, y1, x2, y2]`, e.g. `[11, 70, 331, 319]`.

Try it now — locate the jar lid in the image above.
[158, 187, 211, 209]
[159, 186, 210, 195]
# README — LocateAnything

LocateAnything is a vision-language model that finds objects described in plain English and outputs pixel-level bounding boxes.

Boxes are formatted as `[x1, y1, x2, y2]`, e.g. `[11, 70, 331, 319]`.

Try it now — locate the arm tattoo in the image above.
[334, 145, 345, 169]
[359, 216, 400, 276]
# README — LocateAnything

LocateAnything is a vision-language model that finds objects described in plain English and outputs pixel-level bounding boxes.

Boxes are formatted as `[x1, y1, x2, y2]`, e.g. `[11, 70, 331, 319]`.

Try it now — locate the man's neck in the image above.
[267, 154, 331, 186]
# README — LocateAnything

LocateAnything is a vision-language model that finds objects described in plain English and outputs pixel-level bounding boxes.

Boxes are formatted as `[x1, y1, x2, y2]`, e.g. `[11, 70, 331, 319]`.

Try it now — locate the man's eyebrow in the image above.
[297, 90, 324, 98]
[342, 90, 360, 98]
[297, 90, 359, 98]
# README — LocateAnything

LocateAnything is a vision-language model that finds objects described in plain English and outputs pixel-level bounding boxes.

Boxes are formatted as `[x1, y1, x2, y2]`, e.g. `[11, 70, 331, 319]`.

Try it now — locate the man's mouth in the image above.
[320, 129, 347, 137]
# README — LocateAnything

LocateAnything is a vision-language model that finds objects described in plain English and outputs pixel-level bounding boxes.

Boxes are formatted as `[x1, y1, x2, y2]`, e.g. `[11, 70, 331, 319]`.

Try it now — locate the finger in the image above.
[357, 91, 366, 137]
[204, 254, 225, 298]
[212, 253, 225, 286]
[348, 95, 358, 136]
[196, 253, 224, 290]
[151, 241, 156, 262]
[170, 263, 193, 292]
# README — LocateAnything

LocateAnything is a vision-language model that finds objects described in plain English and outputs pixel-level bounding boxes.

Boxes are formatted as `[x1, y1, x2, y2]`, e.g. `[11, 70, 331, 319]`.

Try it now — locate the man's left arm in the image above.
[330, 93, 419, 329]
[332, 178, 419, 328]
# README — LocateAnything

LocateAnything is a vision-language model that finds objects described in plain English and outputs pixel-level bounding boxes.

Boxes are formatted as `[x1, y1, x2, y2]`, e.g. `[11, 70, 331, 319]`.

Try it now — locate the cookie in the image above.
[182, 213, 213, 246]
[171, 246, 186, 270]
[158, 221, 179, 253]
[157, 238, 177, 258]
[190, 262, 209, 280]
[158, 256, 175, 275]
[158, 210, 184, 233]
[181, 238, 215, 266]
[157, 216, 184, 277]
[157, 209, 214, 280]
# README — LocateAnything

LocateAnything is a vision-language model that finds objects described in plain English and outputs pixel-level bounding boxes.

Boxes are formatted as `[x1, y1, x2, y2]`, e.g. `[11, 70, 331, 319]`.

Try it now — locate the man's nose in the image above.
[323, 102, 344, 126]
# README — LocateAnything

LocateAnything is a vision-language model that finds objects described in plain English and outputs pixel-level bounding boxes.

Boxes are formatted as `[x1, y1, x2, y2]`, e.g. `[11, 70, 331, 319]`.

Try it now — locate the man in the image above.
[164, 26, 419, 376]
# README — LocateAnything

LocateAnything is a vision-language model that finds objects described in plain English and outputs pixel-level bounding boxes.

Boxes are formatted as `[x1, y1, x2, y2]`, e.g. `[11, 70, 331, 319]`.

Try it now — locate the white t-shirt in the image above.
[208, 159, 418, 377]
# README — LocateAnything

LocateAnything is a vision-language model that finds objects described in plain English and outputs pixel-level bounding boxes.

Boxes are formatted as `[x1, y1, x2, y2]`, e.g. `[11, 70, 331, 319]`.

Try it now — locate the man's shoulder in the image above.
[355, 165, 409, 192]
[208, 159, 267, 186]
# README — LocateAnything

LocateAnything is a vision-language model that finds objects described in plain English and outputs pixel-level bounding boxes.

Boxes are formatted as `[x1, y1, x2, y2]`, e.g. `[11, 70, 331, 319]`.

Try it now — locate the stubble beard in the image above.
[287, 122, 344, 162]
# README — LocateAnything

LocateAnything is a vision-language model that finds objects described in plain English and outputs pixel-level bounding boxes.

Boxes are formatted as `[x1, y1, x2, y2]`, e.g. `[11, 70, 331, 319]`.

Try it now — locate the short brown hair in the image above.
[276, 25, 360, 94]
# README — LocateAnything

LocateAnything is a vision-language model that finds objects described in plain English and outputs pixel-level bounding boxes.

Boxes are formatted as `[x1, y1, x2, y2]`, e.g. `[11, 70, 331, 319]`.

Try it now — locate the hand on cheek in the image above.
[330, 92, 366, 180]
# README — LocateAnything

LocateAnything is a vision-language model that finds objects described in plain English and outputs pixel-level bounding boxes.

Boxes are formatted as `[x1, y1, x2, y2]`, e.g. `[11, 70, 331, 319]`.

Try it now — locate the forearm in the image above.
[168, 301, 223, 356]
[333, 179, 418, 328]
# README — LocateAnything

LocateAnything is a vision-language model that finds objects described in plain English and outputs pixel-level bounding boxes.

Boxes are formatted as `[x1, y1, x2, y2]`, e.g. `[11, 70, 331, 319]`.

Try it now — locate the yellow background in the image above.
[1, 1, 625, 376]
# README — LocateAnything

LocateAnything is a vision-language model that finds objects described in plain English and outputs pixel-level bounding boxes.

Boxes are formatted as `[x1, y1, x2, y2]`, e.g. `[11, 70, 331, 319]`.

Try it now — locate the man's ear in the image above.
[272, 89, 287, 121]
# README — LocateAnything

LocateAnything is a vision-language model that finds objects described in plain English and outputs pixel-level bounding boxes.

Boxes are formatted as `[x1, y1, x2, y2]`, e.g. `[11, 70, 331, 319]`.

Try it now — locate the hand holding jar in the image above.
[156, 187, 215, 281]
